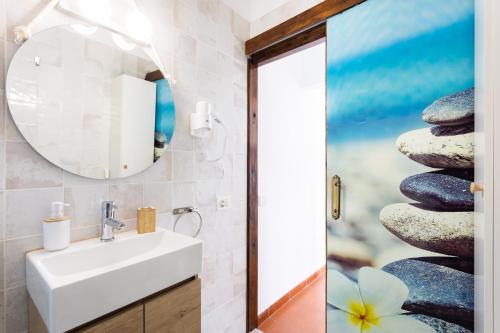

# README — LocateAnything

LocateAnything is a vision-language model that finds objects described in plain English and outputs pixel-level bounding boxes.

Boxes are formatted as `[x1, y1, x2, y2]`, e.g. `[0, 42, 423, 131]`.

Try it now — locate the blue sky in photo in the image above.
[326, 0, 474, 143]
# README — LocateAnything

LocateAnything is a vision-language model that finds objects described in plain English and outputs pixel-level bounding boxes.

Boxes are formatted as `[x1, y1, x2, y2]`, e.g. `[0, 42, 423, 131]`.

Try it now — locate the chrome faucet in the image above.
[101, 201, 125, 242]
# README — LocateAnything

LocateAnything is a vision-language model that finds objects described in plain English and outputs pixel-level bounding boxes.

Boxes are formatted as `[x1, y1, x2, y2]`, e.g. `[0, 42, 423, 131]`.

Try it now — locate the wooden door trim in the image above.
[251, 24, 326, 66]
[245, 0, 365, 56]
[246, 29, 326, 332]
[247, 57, 259, 332]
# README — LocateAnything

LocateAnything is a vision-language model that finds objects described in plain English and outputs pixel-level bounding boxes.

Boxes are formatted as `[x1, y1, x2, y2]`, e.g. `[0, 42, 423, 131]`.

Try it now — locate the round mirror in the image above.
[6, 24, 175, 179]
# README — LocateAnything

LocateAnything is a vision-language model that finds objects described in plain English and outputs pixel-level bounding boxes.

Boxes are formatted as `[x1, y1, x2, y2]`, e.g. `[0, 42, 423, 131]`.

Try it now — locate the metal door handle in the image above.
[331, 175, 341, 220]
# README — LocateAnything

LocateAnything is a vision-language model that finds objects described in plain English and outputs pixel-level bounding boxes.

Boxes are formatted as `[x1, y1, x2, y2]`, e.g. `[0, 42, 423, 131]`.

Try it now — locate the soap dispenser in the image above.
[43, 202, 70, 251]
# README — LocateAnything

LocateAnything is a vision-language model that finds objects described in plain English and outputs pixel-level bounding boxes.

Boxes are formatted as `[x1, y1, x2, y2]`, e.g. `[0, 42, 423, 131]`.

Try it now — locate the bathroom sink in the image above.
[26, 228, 203, 333]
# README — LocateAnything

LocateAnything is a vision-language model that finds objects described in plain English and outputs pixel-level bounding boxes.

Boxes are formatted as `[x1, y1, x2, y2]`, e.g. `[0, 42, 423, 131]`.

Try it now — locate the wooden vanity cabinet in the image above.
[144, 278, 201, 333]
[74, 305, 143, 333]
[29, 278, 201, 333]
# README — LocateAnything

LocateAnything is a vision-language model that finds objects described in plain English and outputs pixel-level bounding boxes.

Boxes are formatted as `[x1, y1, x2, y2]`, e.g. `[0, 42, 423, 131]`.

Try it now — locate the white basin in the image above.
[26, 228, 203, 333]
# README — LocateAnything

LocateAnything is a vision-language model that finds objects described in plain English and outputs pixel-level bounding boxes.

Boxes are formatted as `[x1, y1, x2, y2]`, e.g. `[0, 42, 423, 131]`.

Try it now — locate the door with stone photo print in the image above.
[326, 1, 475, 332]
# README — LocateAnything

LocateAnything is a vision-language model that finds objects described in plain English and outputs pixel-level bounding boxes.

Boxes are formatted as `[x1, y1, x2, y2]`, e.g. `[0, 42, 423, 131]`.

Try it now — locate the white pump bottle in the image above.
[43, 202, 70, 251]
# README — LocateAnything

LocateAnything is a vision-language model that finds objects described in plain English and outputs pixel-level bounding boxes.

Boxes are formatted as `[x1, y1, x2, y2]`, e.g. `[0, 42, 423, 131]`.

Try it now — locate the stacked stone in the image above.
[379, 88, 475, 333]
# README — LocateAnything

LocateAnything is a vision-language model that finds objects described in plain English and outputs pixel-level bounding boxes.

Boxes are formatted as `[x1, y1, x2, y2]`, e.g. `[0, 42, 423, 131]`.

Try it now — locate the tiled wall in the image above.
[0, 0, 248, 332]
[250, 0, 322, 37]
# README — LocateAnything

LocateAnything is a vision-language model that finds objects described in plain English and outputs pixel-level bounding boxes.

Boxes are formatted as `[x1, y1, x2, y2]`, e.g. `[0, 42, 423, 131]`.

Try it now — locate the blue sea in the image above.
[326, 0, 475, 144]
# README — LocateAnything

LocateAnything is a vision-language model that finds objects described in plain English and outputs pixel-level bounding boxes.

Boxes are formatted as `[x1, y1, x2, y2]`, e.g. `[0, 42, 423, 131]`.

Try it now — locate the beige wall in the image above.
[0, 0, 248, 332]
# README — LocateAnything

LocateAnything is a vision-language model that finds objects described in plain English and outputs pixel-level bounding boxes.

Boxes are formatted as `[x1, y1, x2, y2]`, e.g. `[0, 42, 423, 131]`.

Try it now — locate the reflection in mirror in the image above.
[6, 24, 175, 179]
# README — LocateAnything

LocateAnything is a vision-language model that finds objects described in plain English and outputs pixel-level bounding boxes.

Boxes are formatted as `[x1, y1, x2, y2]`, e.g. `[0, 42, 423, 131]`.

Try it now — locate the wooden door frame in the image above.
[245, 1, 365, 331]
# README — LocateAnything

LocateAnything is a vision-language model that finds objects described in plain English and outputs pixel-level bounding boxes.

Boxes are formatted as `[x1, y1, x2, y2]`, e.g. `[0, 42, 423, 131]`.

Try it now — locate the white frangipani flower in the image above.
[327, 267, 436, 333]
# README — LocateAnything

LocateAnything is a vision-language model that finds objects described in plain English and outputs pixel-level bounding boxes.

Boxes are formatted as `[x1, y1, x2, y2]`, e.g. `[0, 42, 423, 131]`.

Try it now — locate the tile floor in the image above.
[258, 272, 325, 333]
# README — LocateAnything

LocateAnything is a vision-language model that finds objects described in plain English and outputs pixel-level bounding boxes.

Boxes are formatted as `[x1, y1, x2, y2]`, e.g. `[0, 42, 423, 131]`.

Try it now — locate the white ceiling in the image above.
[222, 0, 290, 22]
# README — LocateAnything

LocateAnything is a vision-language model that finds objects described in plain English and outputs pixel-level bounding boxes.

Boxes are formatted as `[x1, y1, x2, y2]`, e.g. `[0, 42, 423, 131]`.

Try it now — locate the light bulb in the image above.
[77, 0, 111, 23]
[112, 33, 136, 51]
[126, 11, 152, 42]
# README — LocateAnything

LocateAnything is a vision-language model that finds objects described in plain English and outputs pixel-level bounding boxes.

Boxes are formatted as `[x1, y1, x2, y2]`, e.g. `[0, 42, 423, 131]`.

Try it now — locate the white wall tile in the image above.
[5, 188, 63, 239]
[0, 192, 4, 240]
[233, 270, 246, 297]
[195, 180, 217, 207]
[195, 155, 225, 180]
[0, 0, 5, 39]
[197, 42, 218, 73]
[143, 182, 173, 214]
[201, 287, 221, 332]
[232, 246, 246, 274]
[5, 286, 27, 332]
[197, 0, 218, 46]
[70, 225, 99, 242]
[0, 243, 4, 291]
[64, 185, 108, 228]
[197, 0, 218, 23]
[173, 151, 195, 181]
[5, 142, 62, 190]
[217, 292, 246, 332]
[173, 58, 198, 95]
[216, 2, 232, 32]
[0, 290, 4, 333]
[175, 33, 198, 65]
[197, 69, 219, 102]
[174, 0, 198, 37]
[156, 212, 173, 230]
[172, 181, 195, 208]
[108, 184, 143, 220]
[0, 144, 4, 191]
[142, 151, 173, 183]
[5, 235, 42, 288]
[170, 92, 195, 151]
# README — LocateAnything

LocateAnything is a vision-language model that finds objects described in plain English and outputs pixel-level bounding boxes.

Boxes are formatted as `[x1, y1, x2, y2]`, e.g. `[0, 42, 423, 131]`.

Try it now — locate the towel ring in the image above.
[172, 207, 203, 237]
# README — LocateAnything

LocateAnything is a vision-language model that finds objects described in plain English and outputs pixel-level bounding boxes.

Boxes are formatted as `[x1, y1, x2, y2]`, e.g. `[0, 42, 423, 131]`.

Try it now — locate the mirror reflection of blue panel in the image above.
[153, 78, 175, 161]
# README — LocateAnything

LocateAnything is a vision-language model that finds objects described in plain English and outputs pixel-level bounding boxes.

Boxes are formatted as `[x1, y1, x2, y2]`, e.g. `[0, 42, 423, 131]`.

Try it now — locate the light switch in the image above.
[217, 196, 230, 210]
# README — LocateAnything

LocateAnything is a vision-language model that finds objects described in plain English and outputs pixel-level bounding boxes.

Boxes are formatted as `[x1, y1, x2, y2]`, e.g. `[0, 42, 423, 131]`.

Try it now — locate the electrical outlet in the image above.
[217, 196, 230, 210]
